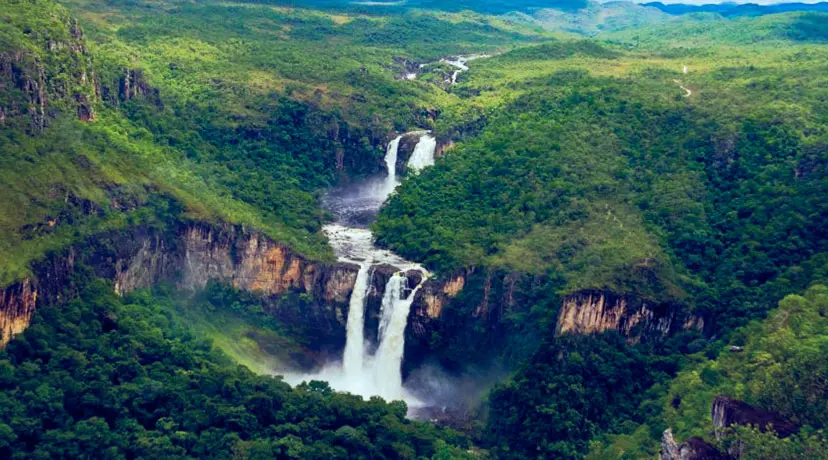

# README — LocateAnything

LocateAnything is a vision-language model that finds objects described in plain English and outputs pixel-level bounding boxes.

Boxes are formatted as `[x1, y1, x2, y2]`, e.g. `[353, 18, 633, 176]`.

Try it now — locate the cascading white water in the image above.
[406, 135, 437, 172]
[380, 136, 402, 198]
[342, 264, 371, 376]
[282, 131, 432, 406]
[373, 273, 423, 401]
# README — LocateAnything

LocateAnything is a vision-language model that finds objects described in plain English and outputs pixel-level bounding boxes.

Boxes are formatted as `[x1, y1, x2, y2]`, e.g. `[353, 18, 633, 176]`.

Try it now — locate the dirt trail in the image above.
[673, 79, 692, 97]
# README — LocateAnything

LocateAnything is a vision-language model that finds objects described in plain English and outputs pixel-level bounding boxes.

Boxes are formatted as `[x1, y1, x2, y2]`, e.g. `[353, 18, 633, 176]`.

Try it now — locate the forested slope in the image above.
[1, 0, 827, 458]
[375, 20, 828, 457]
[377, 31, 828, 334]
[0, 0, 548, 282]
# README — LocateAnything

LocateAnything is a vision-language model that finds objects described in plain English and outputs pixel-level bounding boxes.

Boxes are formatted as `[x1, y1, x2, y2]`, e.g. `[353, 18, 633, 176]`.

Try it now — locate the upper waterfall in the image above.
[407, 135, 437, 172]
[382, 136, 402, 198]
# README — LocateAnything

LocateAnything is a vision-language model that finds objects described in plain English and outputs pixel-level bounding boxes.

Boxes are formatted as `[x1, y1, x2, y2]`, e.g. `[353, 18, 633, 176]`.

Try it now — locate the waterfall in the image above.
[380, 136, 402, 199]
[407, 135, 437, 172]
[342, 264, 371, 376]
[284, 133, 430, 406]
[373, 273, 423, 401]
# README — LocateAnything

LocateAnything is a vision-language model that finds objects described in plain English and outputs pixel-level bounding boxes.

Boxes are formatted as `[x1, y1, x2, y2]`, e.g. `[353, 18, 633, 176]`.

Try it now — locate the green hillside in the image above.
[1, 0, 827, 458]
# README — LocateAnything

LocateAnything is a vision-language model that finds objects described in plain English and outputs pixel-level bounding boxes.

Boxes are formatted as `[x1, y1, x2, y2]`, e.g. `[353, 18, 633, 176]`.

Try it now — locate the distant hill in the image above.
[504, 1, 672, 35]
[262, 0, 589, 14]
[604, 11, 828, 46]
[645, 1, 828, 16]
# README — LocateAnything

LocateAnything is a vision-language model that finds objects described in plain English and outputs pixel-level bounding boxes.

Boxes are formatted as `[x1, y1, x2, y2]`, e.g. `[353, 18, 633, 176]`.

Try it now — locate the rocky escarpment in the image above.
[0, 280, 38, 350]
[556, 290, 704, 341]
[0, 13, 97, 131]
[661, 397, 799, 460]
[408, 272, 467, 336]
[712, 396, 798, 440]
[406, 271, 702, 344]
[0, 222, 359, 346]
[660, 429, 726, 460]
[0, 2, 168, 131]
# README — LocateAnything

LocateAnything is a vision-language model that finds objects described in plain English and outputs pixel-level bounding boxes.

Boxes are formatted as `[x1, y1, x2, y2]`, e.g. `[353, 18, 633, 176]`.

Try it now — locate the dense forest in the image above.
[1, 0, 827, 457]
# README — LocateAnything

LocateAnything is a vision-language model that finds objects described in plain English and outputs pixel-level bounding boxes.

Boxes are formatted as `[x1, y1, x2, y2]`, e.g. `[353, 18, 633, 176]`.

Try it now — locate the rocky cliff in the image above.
[0, 2, 98, 131]
[555, 290, 704, 341]
[0, 222, 359, 346]
[660, 429, 726, 460]
[408, 272, 467, 338]
[712, 396, 798, 440]
[406, 271, 702, 344]
[0, 280, 38, 349]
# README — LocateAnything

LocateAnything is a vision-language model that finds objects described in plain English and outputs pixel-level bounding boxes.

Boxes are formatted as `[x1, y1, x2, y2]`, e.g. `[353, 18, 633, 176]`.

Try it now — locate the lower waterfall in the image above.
[342, 264, 370, 376]
[373, 273, 423, 401]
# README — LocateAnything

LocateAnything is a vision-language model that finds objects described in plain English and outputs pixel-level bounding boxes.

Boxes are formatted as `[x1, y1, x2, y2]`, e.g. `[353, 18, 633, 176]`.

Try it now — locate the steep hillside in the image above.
[377, 35, 828, 376]
[589, 284, 828, 459]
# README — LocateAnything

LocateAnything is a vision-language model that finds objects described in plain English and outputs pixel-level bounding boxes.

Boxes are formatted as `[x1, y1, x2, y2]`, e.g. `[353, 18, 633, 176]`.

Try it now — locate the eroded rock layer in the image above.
[0, 222, 359, 346]
[556, 290, 703, 341]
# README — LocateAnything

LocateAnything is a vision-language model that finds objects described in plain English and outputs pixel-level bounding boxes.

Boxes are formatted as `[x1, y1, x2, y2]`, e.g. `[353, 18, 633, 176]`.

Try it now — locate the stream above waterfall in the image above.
[281, 131, 436, 406]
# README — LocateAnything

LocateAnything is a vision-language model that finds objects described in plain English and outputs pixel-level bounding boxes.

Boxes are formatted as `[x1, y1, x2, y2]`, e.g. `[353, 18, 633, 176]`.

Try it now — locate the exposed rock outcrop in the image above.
[712, 396, 798, 440]
[0, 280, 38, 347]
[409, 272, 467, 335]
[0, 11, 96, 130]
[394, 131, 430, 175]
[116, 68, 162, 107]
[660, 429, 726, 460]
[555, 290, 703, 341]
[0, 222, 359, 347]
[392, 56, 420, 80]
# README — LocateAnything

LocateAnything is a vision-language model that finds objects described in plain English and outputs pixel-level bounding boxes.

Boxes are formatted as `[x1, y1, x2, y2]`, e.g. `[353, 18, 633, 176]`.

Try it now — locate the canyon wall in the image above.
[556, 291, 704, 341]
[407, 270, 703, 346]
[0, 222, 358, 346]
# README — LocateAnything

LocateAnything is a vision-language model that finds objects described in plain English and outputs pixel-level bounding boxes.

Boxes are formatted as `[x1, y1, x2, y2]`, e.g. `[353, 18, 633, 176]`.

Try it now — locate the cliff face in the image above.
[178, 223, 358, 302]
[408, 273, 466, 338]
[660, 429, 726, 460]
[555, 291, 703, 341]
[407, 272, 701, 344]
[712, 396, 798, 440]
[0, 9, 97, 131]
[0, 222, 358, 346]
[0, 281, 38, 348]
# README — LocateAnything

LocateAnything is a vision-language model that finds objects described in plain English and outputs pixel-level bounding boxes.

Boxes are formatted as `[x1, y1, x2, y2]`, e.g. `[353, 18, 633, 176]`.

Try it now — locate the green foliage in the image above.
[718, 425, 828, 460]
[666, 285, 828, 439]
[486, 333, 669, 458]
[604, 12, 828, 48]
[591, 284, 828, 457]
[377, 40, 828, 328]
[0, 277, 471, 459]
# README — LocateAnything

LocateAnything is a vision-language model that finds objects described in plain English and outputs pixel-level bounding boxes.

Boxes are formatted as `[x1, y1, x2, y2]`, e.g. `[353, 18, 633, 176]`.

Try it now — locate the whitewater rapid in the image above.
[282, 131, 436, 404]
